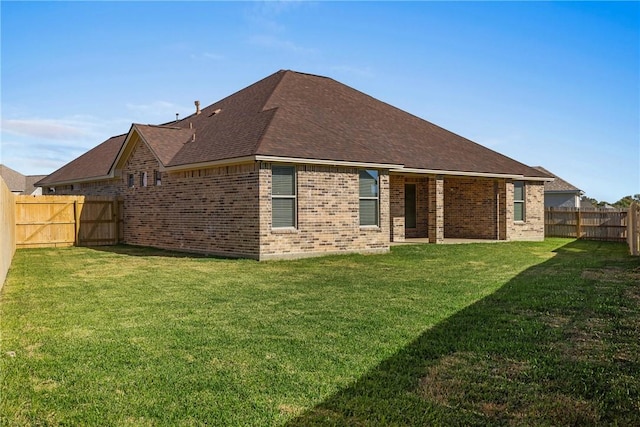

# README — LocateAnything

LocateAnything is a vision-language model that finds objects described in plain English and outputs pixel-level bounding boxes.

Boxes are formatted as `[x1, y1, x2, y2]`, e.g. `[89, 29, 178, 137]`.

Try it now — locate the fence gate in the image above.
[15, 195, 122, 248]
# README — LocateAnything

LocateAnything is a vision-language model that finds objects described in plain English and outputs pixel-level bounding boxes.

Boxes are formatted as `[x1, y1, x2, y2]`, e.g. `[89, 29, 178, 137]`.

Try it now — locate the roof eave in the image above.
[390, 167, 553, 181]
[164, 156, 258, 172]
[37, 172, 117, 187]
[255, 155, 404, 169]
[545, 189, 582, 194]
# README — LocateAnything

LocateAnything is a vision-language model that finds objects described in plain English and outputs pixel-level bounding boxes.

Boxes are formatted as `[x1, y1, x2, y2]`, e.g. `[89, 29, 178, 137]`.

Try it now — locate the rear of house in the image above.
[37, 70, 551, 259]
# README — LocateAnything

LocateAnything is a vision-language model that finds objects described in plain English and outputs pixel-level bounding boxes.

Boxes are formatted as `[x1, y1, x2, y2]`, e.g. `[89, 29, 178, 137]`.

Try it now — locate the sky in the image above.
[1, 1, 638, 202]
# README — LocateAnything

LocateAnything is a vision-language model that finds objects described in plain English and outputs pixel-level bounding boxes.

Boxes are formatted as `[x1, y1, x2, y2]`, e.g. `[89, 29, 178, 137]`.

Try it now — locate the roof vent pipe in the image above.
[195, 100, 201, 115]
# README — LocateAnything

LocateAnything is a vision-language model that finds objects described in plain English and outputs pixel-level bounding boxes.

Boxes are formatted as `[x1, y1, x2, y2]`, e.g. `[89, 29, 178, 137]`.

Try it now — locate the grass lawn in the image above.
[1, 239, 638, 426]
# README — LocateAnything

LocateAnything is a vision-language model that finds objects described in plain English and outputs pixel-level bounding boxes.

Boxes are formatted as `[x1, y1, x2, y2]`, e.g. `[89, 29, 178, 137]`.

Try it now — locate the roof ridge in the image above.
[250, 70, 290, 155]
[135, 123, 185, 130]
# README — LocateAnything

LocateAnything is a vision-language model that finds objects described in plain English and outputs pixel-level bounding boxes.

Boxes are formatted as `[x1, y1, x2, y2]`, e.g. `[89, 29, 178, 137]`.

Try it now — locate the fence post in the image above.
[576, 209, 581, 239]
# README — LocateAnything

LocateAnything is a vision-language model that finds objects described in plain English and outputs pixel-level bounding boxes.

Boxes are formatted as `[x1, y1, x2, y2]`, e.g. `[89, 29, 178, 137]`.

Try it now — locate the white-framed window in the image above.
[154, 170, 162, 186]
[272, 165, 296, 228]
[359, 169, 379, 226]
[514, 181, 525, 221]
[140, 171, 147, 187]
[128, 173, 135, 188]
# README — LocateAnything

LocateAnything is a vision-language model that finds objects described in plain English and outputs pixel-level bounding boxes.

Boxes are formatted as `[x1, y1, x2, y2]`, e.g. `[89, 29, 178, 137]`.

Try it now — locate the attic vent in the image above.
[209, 108, 222, 117]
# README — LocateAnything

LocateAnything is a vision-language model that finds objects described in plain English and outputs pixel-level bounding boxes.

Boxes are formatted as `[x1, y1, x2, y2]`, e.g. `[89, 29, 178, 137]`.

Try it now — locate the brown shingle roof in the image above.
[532, 166, 581, 192]
[40, 70, 550, 185]
[37, 134, 126, 185]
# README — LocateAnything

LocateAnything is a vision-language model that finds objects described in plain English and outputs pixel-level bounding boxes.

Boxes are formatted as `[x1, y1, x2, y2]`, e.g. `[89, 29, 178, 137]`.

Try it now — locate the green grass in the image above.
[1, 239, 638, 426]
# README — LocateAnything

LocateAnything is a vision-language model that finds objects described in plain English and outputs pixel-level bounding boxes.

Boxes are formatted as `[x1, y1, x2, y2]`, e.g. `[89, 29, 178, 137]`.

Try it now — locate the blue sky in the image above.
[1, 1, 638, 202]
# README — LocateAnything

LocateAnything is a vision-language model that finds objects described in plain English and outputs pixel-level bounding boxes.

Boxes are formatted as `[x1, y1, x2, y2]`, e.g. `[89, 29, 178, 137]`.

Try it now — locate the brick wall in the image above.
[428, 176, 444, 243]
[389, 175, 429, 240]
[406, 176, 429, 238]
[259, 164, 390, 259]
[444, 177, 498, 239]
[49, 180, 123, 196]
[389, 175, 405, 242]
[121, 140, 261, 257]
[506, 180, 545, 241]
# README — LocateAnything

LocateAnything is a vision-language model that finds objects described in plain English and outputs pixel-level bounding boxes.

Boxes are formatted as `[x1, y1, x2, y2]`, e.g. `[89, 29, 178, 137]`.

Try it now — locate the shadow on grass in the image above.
[285, 240, 640, 426]
[84, 244, 236, 259]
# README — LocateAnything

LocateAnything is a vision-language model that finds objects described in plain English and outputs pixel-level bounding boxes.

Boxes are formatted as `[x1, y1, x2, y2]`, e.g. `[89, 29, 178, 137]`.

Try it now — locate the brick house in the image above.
[37, 70, 551, 259]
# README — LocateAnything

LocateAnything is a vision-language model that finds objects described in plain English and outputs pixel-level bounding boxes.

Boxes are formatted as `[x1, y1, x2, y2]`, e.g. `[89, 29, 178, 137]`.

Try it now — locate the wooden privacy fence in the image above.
[628, 203, 640, 256]
[545, 207, 628, 243]
[15, 195, 123, 248]
[1, 176, 16, 288]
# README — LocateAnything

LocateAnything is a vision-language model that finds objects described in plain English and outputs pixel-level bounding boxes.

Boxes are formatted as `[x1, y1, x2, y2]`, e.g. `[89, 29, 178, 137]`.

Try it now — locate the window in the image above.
[405, 184, 417, 228]
[359, 169, 379, 226]
[514, 181, 525, 221]
[140, 171, 147, 187]
[128, 174, 134, 188]
[272, 166, 296, 228]
[154, 170, 162, 186]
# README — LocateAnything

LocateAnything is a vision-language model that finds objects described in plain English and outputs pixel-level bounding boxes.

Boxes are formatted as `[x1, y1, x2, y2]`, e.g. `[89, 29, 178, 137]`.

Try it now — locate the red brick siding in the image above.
[259, 164, 390, 259]
[49, 180, 123, 196]
[506, 180, 545, 241]
[121, 141, 261, 257]
[444, 177, 498, 239]
[428, 176, 444, 243]
[389, 175, 405, 242]
[389, 175, 430, 240]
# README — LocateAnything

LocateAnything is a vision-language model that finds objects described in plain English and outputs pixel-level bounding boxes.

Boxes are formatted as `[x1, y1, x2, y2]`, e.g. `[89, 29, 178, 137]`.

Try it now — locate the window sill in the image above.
[271, 227, 298, 234]
[360, 225, 381, 231]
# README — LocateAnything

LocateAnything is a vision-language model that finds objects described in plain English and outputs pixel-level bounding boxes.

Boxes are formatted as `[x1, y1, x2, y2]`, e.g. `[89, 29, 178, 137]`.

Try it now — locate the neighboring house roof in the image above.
[531, 166, 581, 193]
[38, 70, 551, 186]
[0, 164, 46, 194]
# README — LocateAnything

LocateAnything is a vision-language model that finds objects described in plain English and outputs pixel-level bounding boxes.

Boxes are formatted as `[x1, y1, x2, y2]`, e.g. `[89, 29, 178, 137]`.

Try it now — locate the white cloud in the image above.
[190, 52, 225, 61]
[0, 113, 129, 175]
[244, 1, 317, 55]
[248, 34, 317, 54]
[0, 118, 89, 140]
[125, 101, 192, 122]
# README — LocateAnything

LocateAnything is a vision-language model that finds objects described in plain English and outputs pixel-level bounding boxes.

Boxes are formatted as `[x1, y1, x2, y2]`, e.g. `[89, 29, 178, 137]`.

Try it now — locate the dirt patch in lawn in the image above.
[418, 351, 600, 425]
[581, 267, 640, 283]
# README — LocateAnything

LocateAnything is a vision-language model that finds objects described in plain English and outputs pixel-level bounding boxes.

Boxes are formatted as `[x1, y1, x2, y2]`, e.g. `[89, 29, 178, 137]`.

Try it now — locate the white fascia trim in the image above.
[255, 155, 404, 169]
[525, 176, 555, 182]
[109, 125, 137, 174]
[163, 156, 256, 172]
[45, 174, 116, 187]
[391, 168, 522, 179]
[391, 167, 555, 181]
